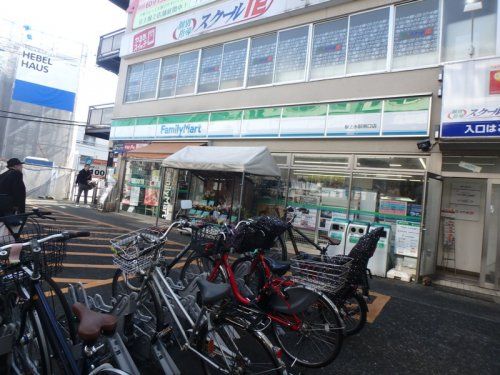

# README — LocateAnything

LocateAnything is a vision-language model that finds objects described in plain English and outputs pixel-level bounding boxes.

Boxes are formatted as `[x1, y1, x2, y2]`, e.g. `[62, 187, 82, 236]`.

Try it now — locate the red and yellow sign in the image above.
[489, 69, 500, 95]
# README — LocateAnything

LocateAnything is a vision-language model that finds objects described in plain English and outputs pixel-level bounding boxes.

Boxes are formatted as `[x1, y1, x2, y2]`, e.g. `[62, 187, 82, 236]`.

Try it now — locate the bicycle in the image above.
[0, 230, 140, 375]
[111, 219, 288, 374]
[181, 218, 345, 369]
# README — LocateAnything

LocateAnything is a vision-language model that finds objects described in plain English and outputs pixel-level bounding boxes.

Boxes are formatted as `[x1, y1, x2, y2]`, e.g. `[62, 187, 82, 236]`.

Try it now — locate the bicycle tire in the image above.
[111, 269, 164, 334]
[231, 255, 265, 299]
[197, 317, 286, 375]
[272, 289, 344, 368]
[180, 253, 223, 287]
[11, 308, 51, 375]
[337, 292, 367, 336]
[40, 277, 77, 344]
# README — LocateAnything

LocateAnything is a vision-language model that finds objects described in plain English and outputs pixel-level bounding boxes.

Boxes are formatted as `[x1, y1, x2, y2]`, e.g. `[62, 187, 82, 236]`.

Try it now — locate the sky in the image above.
[2, 0, 127, 121]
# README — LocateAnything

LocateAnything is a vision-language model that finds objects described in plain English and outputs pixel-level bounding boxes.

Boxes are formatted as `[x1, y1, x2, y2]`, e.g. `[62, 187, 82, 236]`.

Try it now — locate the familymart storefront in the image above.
[111, 95, 435, 281]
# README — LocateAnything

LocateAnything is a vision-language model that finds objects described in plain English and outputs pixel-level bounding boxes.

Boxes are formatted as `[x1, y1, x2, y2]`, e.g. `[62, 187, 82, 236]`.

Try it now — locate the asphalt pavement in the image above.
[27, 199, 500, 374]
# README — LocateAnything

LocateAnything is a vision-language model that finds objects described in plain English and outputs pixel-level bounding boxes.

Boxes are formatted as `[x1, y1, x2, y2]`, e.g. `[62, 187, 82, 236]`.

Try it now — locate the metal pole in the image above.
[238, 172, 245, 221]
[156, 166, 166, 226]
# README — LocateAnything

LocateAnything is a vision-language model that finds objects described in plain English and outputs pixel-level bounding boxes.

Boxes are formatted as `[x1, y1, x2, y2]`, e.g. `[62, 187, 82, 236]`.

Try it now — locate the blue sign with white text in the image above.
[441, 120, 500, 138]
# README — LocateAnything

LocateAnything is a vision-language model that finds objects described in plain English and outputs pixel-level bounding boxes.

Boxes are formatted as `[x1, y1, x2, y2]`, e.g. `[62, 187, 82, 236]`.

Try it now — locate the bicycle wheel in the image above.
[197, 317, 285, 374]
[337, 292, 367, 336]
[11, 308, 51, 375]
[269, 235, 287, 261]
[39, 278, 76, 344]
[231, 255, 265, 299]
[180, 253, 223, 287]
[112, 269, 164, 335]
[272, 290, 343, 368]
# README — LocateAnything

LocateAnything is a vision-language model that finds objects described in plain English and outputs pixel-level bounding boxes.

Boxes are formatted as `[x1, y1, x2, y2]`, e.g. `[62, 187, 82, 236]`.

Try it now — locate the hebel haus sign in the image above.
[441, 58, 500, 138]
[12, 46, 79, 112]
[121, 0, 332, 57]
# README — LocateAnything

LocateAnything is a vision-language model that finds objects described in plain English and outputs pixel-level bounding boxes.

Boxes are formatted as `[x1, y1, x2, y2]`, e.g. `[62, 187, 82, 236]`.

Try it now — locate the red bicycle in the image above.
[181, 220, 344, 368]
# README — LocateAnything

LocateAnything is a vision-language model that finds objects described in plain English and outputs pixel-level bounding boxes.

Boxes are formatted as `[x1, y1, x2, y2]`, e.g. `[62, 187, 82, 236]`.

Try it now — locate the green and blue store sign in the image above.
[110, 96, 430, 141]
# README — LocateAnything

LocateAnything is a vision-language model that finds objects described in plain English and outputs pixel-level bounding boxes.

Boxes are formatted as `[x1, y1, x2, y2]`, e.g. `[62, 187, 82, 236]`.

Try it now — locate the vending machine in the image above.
[345, 221, 371, 254]
[326, 218, 350, 256]
[368, 223, 391, 277]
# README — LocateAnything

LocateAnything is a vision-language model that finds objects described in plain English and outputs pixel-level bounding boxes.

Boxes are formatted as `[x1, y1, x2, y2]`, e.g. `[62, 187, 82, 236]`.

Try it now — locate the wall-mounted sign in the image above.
[441, 57, 500, 138]
[89, 159, 108, 179]
[12, 45, 79, 112]
[441, 205, 480, 222]
[111, 96, 431, 141]
[395, 220, 420, 257]
[121, 0, 333, 56]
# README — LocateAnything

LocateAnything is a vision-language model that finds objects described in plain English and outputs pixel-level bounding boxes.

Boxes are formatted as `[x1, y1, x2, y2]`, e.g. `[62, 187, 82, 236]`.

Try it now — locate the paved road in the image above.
[27, 199, 500, 374]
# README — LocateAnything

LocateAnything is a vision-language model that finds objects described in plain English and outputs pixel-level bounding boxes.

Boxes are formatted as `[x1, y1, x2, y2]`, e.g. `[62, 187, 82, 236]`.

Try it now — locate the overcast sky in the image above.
[2, 0, 127, 121]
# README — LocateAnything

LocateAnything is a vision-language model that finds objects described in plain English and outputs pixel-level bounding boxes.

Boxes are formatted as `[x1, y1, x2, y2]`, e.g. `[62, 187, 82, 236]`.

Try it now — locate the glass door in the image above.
[480, 180, 500, 289]
[418, 173, 443, 278]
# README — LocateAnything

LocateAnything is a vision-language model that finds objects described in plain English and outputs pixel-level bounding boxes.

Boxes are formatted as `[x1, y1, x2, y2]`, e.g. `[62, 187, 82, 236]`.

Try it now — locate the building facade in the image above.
[109, 0, 500, 294]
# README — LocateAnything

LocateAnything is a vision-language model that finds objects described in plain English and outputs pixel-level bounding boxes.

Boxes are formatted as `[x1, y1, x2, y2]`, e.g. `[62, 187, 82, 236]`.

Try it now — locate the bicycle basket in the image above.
[111, 227, 165, 274]
[190, 224, 222, 254]
[231, 216, 288, 253]
[0, 227, 67, 291]
[290, 253, 352, 294]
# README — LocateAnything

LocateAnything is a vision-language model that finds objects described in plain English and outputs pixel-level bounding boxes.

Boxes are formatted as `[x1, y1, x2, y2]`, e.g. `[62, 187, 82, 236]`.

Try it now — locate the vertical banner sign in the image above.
[441, 57, 500, 138]
[12, 46, 79, 112]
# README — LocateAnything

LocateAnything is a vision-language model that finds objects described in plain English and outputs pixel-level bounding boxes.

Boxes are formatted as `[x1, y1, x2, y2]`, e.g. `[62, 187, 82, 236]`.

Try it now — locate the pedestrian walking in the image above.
[75, 164, 92, 207]
[0, 158, 26, 216]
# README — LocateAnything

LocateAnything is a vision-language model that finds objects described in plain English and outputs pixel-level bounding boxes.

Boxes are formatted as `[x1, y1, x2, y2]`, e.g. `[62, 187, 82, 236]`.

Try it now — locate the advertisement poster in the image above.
[395, 220, 420, 257]
[379, 200, 407, 216]
[293, 209, 317, 231]
[129, 186, 141, 206]
[144, 188, 159, 207]
[450, 182, 481, 206]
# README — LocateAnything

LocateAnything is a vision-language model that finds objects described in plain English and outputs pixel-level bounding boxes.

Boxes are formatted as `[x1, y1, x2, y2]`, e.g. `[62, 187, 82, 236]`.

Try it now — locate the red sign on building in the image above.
[133, 27, 156, 52]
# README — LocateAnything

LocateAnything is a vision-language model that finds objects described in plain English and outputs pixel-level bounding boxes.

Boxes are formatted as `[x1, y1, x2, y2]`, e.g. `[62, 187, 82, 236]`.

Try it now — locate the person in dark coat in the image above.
[75, 164, 92, 206]
[0, 158, 26, 216]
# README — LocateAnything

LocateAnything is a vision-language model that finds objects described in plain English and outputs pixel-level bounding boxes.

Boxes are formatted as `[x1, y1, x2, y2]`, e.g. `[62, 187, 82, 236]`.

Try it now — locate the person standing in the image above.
[0, 158, 26, 216]
[75, 164, 92, 207]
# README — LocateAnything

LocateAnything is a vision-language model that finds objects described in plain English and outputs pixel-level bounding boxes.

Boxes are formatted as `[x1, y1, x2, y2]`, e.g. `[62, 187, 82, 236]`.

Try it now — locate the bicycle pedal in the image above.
[156, 326, 173, 340]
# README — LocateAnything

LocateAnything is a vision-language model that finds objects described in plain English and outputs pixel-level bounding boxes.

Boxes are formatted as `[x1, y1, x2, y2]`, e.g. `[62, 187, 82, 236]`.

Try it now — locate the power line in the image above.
[0, 109, 87, 125]
[0, 115, 86, 127]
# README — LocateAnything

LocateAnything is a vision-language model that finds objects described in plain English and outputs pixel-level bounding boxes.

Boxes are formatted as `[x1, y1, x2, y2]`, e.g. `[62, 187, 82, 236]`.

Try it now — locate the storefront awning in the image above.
[126, 142, 206, 159]
[162, 146, 281, 177]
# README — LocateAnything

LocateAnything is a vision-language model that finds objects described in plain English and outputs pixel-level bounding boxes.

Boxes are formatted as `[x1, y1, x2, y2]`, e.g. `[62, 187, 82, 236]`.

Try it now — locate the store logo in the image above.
[133, 27, 156, 52]
[173, 18, 197, 40]
[160, 123, 202, 137]
[490, 69, 500, 95]
[447, 109, 467, 120]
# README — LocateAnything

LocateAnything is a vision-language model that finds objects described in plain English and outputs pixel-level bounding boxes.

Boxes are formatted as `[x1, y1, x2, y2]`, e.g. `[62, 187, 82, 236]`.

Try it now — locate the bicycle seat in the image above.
[197, 279, 231, 305]
[72, 302, 118, 344]
[265, 257, 290, 276]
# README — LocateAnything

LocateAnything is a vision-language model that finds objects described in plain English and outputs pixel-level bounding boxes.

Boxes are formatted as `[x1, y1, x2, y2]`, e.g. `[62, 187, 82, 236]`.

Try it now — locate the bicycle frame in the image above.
[207, 252, 303, 331]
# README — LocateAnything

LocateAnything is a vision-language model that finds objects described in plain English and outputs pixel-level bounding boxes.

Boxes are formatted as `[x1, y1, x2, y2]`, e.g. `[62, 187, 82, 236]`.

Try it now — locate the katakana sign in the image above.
[441, 58, 500, 138]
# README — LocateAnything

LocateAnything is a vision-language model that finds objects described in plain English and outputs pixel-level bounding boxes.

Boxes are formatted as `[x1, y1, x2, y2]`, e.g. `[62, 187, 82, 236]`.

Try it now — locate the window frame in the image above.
[157, 54, 180, 99]
[197, 44, 224, 94]
[218, 38, 250, 92]
[246, 32, 279, 89]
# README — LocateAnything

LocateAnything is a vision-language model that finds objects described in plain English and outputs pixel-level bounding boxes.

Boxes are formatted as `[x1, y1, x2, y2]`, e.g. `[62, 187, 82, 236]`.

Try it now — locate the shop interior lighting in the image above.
[389, 164, 402, 167]
[464, 0, 483, 12]
[418, 158, 427, 169]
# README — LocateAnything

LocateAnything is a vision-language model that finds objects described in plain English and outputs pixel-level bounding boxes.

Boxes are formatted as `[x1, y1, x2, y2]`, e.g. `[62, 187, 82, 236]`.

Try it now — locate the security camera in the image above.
[417, 139, 432, 152]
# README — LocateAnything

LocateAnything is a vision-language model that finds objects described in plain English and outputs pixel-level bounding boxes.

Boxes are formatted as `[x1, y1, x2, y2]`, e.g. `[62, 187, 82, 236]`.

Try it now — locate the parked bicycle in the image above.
[0, 230, 140, 375]
[181, 218, 345, 369]
[110, 218, 288, 374]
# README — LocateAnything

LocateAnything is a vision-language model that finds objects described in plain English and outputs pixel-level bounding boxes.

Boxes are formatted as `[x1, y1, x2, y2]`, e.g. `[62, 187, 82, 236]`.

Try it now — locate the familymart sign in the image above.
[110, 96, 431, 141]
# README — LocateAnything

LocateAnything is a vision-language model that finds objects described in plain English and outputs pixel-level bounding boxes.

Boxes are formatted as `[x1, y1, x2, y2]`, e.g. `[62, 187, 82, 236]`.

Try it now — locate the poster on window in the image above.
[395, 220, 420, 257]
[293, 209, 317, 231]
[144, 188, 159, 207]
[129, 186, 141, 206]
[379, 199, 407, 217]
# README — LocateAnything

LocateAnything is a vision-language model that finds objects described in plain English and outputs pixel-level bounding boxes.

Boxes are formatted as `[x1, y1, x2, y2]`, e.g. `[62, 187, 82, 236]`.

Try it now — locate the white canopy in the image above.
[162, 146, 281, 177]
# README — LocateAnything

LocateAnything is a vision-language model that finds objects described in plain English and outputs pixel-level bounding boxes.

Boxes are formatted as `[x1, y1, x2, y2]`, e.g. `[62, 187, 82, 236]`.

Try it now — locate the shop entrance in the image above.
[436, 177, 488, 288]
[481, 180, 500, 289]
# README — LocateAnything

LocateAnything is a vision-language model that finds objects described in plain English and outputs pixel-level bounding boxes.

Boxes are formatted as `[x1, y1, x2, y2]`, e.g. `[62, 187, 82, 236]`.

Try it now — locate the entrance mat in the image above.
[366, 291, 391, 323]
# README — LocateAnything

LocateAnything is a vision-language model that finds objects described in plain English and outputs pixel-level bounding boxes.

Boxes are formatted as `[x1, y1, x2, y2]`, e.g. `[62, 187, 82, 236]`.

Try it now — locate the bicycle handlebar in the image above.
[0, 230, 90, 258]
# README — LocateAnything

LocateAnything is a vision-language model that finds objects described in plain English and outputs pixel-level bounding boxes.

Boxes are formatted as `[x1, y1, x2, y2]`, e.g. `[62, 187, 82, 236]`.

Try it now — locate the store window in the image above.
[274, 26, 309, 83]
[442, 0, 497, 61]
[158, 55, 179, 98]
[124, 64, 143, 102]
[248, 169, 288, 217]
[310, 18, 348, 80]
[139, 60, 161, 100]
[121, 160, 162, 216]
[175, 51, 199, 95]
[198, 45, 223, 93]
[443, 155, 500, 173]
[247, 33, 277, 87]
[220, 40, 248, 90]
[392, 0, 440, 69]
[293, 154, 351, 169]
[346, 8, 390, 74]
[356, 156, 427, 170]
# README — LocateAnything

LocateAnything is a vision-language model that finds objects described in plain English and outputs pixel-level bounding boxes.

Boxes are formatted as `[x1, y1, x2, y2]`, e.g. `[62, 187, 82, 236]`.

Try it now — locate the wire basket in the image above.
[0, 227, 67, 292]
[190, 224, 222, 254]
[289, 253, 352, 294]
[111, 227, 165, 274]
